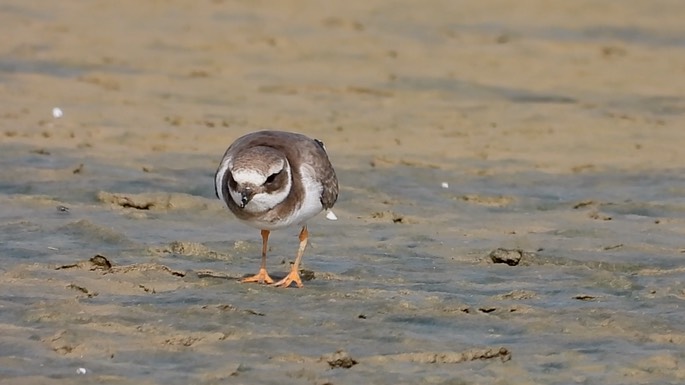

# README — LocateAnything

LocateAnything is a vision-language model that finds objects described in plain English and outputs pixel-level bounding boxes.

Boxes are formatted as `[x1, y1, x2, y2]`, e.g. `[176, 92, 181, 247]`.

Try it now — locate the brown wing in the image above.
[285, 133, 338, 210]
[313, 143, 339, 210]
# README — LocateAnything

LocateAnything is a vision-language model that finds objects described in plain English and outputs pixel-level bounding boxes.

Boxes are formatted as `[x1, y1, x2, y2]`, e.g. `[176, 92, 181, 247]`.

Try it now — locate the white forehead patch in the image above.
[232, 169, 266, 186]
[231, 159, 284, 186]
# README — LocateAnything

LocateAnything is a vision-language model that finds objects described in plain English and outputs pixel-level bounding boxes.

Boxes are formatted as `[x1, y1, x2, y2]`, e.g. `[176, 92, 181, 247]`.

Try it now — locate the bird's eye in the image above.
[265, 171, 280, 184]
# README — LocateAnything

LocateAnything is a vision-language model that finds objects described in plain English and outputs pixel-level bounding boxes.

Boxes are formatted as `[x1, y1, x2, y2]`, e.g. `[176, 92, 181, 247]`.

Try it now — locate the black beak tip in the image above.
[240, 194, 250, 208]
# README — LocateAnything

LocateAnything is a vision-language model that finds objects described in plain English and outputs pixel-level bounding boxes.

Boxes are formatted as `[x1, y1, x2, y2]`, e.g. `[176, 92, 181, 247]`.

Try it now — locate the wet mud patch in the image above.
[147, 241, 229, 261]
[56, 254, 113, 272]
[97, 191, 211, 212]
[366, 347, 512, 364]
[485, 247, 648, 273]
[460, 194, 515, 207]
[199, 303, 266, 317]
[59, 219, 133, 246]
[48, 254, 188, 300]
[275, 346, 510, 370]
[369, 155, 443, 170]
[56, 254, 184, 277]
[368, 210, 418, 224]
[2, 1, 685, 383]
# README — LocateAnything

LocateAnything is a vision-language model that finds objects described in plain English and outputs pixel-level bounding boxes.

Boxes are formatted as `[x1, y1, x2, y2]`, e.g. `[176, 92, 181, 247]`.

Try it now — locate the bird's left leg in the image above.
[273, 225, 308, 288]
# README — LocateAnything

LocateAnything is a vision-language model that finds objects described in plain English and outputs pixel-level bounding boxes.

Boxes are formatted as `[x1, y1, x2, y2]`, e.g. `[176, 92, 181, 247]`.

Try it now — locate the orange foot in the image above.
[240, 268, 274, 285]
[273, 269, 303, 288]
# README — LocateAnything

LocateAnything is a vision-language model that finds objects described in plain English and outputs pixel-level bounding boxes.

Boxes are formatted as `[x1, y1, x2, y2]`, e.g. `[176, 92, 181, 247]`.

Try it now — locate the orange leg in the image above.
[241, 229, 274, 284]
[274, 225, 308, 288]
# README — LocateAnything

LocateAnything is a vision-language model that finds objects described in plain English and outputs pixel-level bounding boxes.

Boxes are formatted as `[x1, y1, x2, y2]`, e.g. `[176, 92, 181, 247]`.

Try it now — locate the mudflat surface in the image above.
[2, 1, 685, 384]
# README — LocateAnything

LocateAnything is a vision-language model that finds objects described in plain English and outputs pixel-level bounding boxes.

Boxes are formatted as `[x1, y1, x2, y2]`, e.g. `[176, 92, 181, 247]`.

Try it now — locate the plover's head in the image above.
[227, 146, 291, 213]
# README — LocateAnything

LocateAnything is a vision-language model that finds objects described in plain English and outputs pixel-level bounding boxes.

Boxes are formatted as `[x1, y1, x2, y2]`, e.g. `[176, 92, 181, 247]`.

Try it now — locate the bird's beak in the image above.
[239, 188, 253, 208]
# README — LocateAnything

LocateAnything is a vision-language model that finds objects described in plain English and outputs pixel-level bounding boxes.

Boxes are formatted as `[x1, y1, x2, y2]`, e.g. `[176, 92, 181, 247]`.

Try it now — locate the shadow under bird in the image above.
[214, 130, 339, 288]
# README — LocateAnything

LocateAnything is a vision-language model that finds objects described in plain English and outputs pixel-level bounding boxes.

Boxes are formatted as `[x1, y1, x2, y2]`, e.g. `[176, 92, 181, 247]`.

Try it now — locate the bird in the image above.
[214, 130, 339, 288]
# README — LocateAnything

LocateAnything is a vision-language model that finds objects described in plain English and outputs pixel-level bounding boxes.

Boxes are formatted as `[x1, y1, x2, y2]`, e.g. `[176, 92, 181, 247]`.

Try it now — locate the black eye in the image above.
[265, 171, 280, 184]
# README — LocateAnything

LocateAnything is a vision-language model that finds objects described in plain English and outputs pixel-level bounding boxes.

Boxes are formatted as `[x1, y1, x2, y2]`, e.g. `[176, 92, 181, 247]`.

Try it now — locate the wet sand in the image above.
[2, 1, 685, 384]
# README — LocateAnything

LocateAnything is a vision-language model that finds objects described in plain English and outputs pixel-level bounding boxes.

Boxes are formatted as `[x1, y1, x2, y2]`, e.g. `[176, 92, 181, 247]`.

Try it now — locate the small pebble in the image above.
[441, 182, 449, 189]
[76, 367, 87, 375]
[52, 107, 64, 118]
[325, 210, 338, 221]
[489, 248, 524, 266]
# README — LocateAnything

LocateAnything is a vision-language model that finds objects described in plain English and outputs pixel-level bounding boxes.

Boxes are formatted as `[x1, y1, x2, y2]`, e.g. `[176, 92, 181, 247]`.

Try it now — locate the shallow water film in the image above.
[2, 1, 685, 384]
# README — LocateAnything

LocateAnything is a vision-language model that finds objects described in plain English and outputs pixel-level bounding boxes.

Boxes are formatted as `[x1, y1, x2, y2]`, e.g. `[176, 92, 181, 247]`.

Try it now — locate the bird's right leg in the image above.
[240, 229, 274, 284]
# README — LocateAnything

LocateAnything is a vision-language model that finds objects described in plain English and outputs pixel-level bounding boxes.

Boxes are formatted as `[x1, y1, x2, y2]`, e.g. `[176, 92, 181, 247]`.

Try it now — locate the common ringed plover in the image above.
[214, 130, 339, 288]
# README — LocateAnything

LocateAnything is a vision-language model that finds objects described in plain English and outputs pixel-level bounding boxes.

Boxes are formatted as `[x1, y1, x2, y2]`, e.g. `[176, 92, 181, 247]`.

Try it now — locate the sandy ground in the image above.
[2, 1, 685, 384]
